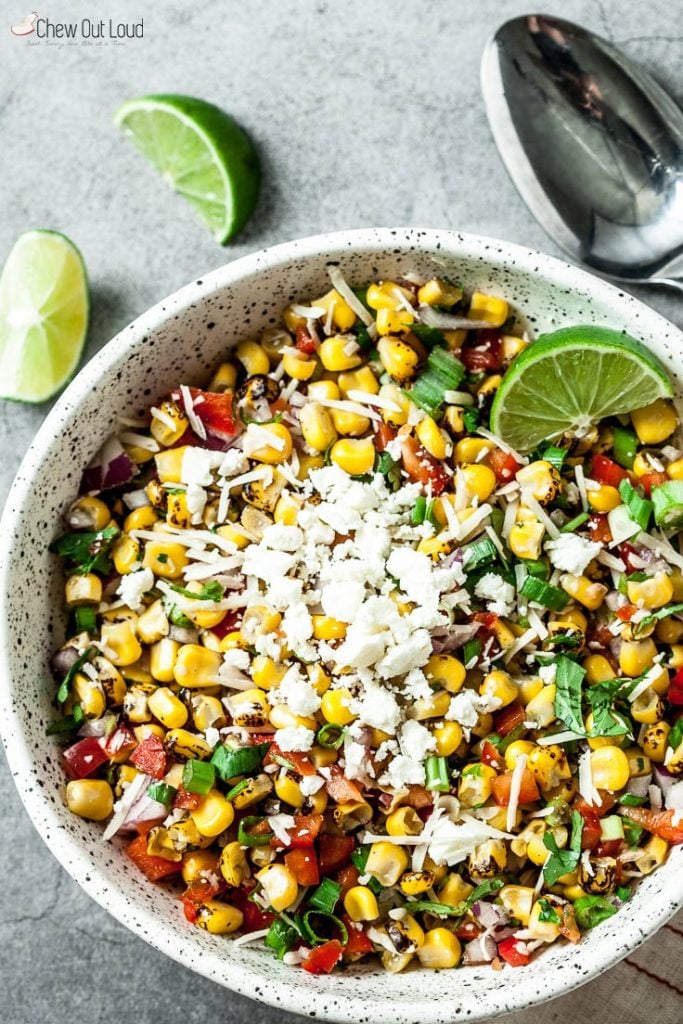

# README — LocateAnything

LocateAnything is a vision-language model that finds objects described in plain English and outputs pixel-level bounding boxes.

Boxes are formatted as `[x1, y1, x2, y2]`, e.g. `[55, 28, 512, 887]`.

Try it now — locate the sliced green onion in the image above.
[424, 755, 450, 792]
[541, 446, 566, 471]
[463, 537, 498, 570]
[520, 575, 568, 611]
[73, 606, 97, 634]
[463, 408, 479, 433]
[169, 580, 224, 602]
[403, 899, 461, 917]
[147, 782, 177, 805]
[426, 347, 466, 388]
[166, 603, 194, 629]
[182, 759, 215, 795]
[56, 646, 97, 704]
[411, 495, 427, 525]
[462, 637, 482, 665]
[264, 918, 299, 960]
[618, 478, 652, 531]
[651, 479, 683, 528]
[613, 426, 638, 469]
[300, 910, 348, 947]
[618, 793, 647, 807]
[411, 323, 446, 349]
[523, 558, 550, 580]
[561, 512, 590, 533]
[615, 884, 631, 903]
[350, 846, 382, 894]
[211, 741, 271, 782]
[308, 878, 342, 914]
[425, 498, 440, 529]
[238, 815, 273, 847]
[404, 373, 446, 416]
[316, 723, 347, 750]
[225, 778, 252, 801]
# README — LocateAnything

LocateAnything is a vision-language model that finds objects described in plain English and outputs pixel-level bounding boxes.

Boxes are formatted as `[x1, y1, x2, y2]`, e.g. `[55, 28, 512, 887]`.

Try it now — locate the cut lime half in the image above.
[0, 230, 89, 403]
[114, 94, 260, 244]
[490, 325, 673, 453]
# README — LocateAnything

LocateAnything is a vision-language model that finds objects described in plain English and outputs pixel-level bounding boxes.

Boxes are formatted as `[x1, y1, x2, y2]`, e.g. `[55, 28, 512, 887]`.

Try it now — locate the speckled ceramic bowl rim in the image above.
[1, 228, 682, 1023]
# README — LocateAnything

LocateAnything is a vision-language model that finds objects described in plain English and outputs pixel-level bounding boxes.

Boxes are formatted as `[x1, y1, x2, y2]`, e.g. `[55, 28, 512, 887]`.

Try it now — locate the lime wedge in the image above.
[490, 325, 673, 453]
[114, 94, 260, 244]
[0, 230, 89, 403]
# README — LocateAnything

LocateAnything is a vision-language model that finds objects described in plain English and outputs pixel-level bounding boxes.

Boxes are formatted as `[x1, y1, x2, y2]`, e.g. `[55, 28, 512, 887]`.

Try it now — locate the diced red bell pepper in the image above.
[130, 735, 168, 780]
[668, 668, 683, 706]
[618, 541, 642, 575]
[491, 768, 540, 806]
[61, 737, 109, 780]
[270, 812, 324, 849]
[182, 897, 199, 923]
[400, 435, 450, 495]
[318, 834, 355, 874]
[455, 920, 482, 941]
[619, 807, 683, 845]
[103, 723, 137, 760]
[264, 743, 316, 776]
[486, 447, 519, 484]
[335, 864, 360, 896]
[209, 609, 243, 640]
[461, 329, 503, 372]
[172, 387, 237, 442]
[497, 937, 530, 967]
[285, 847, 320, 887]
[481, 740, 504, 769]
[342, 916, 374, 958]
[404, 784, 434, 810]
[493, 702, 526, 737]
[641, 472, 669, 496]
[301, 939, 344, 974]
[590, 454, 629, 488]
[615, 604, 637, 622]
[558, 904, 580, 943]
[126, 834, 182, 882]
[472, 610, 498, 631]
[374, 419, 397, 453]
[595, 839, 623, 858]
[295, 324, 317, 354]
[588, 513, 612, 544]
[232, 885, 276, 930]
[181, 878, 224, 905]
[173, 787, 202, 810]
[325, 764, 364, 803]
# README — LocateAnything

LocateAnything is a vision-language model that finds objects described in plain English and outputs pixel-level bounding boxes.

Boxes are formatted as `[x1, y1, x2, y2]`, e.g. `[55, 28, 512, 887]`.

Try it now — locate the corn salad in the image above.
[48, 269, 683, 975]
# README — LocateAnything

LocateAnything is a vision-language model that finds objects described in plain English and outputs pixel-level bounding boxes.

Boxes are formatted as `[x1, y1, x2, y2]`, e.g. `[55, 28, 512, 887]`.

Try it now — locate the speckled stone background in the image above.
[0, 2, 681, 1023]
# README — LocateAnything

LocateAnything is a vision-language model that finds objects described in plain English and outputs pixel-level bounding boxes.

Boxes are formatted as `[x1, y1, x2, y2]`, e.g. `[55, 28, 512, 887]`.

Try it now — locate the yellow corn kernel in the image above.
[181, 849, 220, 885]
[477, 375, 501, 402]
[416, 535, 453, 562]
[273, 493, 301, 527]
[366, 280, 414, 311]
[417, 928, 462, 969]
[268, 704, 316, 732]
[274, 771, 305, 809]
[100, 620, 141, 667]
[585, 710, 627, 749]
[65, 779, 114, 821]
[619, 638, 657, 677]
[626, 747, 651, 777]
[443, 407, 465, 436]
[332, 800, 372, 832]
[256, 863, 299, 912]
[412, 689, 451, 720]
[154, 446, 190, 485]
[433, 721, 463, 757]
[467, 292, 508, 327]
[219, 841, 249, 888]
[67, 495, 111, 531]
[560, 573, 607, 611]
[366, 841, 409, 886]
[195, 901, 243, 935]
[667, 457, 683, 481]
[501, 334, 529, 362]
[631, 399, 678, 444]
[320, 687, 355, 725]
[384, 807, 423, 839]
[249, 654, 286, 691]
[191, 694, 225, 733]
[165, 728, 212, 761]
[480, 669, 519, 708]
[627, 571, 674, 610]
[635, 835, 670, 875]
[454, 437, 494, 464]
[509, 510, 545, 560]
[329, 437, 375, 476]
[504, 740, 536, 770]
[587, 484, 622, 513]
[424, 654, 466, 694]
[319, 334, 362, 372]
[282, 350, 317, 381]
[311, 288, 357, 331]
[122, 682, 155, 723]
[299, 401, 337, 452]
[338, 366, 379, 396]
[111, 534, 142, 576]
[641, 721, 671, 762]
[516, 460, 561, 505]
[214, 522, 250, 550]
[458, 763, 497, 807]
[247, 422, 293, 465]
[377, 336, 420, 381]
[656, 616, 683, 643]
[583, 654, 615, 684]
[379, 383, 411, 426]
[150, 400, 189, 447]
[519, 676, 543, 705]
[71, 672, 106, 719]
[173, 644, 223, 688]
[307, 379, 340, 401]
[137, 599, 169, 644]
[344, 885, 379, 922]
[235, 339, 270, 377]
[149, 638, 179, 683]
[458, 464, 497, 503]
[190, 789, 234, 838]
[418, 277, 463, 307]
[498, 885, 535, 926]
[527, 744, 571, 791]
[306, 664, 331, 697]
[208, 361, 238, 392]
[147, 686, 187, 729]
[311, 615, 347, 641]
[65, 573, 102, 607]
[670, 644, 683, 669]
[415, 416, 449, 460]
[631, 687, 666, 726]
[435, 875, 472, 910]
[142, 541, 188, 579]
[329, 407, 371, 436]
[376, 307, 414, 336]
[241, 605, 282, 642]
[589, 745, 630, 791]
[527, 900, 561, 941]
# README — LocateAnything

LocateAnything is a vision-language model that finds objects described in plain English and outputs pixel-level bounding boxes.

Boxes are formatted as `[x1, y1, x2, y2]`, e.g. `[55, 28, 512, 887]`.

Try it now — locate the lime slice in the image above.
[0, 230, 89, 403]
[114, 94, 260, 244]
[490, 325, 673, 453]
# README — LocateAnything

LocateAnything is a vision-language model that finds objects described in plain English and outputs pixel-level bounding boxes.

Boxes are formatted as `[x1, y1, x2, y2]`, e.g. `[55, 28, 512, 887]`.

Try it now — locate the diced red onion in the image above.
[626, 774, 651, 797]
[168, 625, 200, 644]
[81, 438, 136, 495]
[431, 622, 481, 653]
[418, 304, 496, 331]
[78, 711, 117, 738]
[463, 933, 497, 965]
[471, 900, 508, 930]
[653, 765, 676, 800]
[605, 591, 628, 612]
[51, 647, 79, 677]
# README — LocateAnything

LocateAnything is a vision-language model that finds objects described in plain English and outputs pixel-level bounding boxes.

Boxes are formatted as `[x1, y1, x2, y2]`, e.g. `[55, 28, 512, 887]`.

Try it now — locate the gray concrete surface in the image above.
[0, 2, 681, 1022]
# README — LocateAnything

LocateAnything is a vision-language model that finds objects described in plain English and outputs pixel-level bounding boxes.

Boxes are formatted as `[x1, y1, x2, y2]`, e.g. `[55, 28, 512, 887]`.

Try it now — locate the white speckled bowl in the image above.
[1, 228, 682, 1022]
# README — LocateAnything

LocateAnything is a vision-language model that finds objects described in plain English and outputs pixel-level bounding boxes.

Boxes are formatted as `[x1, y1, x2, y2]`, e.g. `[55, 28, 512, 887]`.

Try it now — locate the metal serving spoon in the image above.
[481, 14, 683, 293]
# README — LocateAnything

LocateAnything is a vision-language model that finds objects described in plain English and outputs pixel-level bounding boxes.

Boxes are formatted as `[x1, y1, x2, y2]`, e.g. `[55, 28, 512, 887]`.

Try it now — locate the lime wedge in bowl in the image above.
[114, 94, 260, 243]
[0, 230, 89, 403]
[490, 325, 673, 452]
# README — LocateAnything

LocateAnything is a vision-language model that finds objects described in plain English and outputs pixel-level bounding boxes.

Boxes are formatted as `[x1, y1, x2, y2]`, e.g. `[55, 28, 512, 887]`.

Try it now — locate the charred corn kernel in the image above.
[142, 541, 188, 579]
[71, 673, 106, 719]
[635, 835, 670, 874]
[458, 464, 496, 502]
[312, 615, 347, 641]
[528, 900, 561, 941]
[413, 689, 451, 721]
[418, 277, 463, 306]
[65, 779, 114, 821]
[417, 928, 461, 969]
[386, 806, 423, 837]
[65, 573, 102, 607]
[319, 334, 362, 372]
[433, 721, 463, 757]
[165, 491, 191, 529]
[165, 728, 212, 761]
[366, 841, 409, 886]
[631, 687, 665, 725]
[528, 743, 571, 791]
[313, 288, 357, 331]
[298, 402, 337, 452]
[137, 600, 169, 644]
[195, 901, 243, 935]
[149, 638, 179, 683]
[642, 721, 671, 762]
[366, 280, 414, 311]
[329, 407, 370, 436]
[338, 366, 379, 396]
[191, 694, 225, 732]
[122, 682, 154, 723]
[181, 849, 220, 885]
[416, 535, 453, 561]
[497, 886, 534, 927]
[320, 687, 355, 725]
[480, 669, 519, 708]
[256, 863, 299, 912]
[344, 885, 379, 922]
[467, 292, 508, 328]
[619, 638, 657, 677]
[94, 658, 126, 708]
[631, 399, 678, 444]
[67, 495, 111, 530]
[454, 437, 494, 464]
[219, 841, 249, 887]
[282, 350, 317, 381]
[147, 687, 187, 729]
[416, 416, 449, 459]
[268, 704, 316, 732]
[584, 654, 614, 684]
[250, 654, 287, 690]
[587, 484, 622, 513]
[443, 407, 465, 436]
[490, 619, 516, 650]
[215, 523, 250, 550]
[150, 401, 188, 447]
[424, 654, 466, 694]
[208, 361, 238, 391]
[627, 571, 674, 609]
[519, 676, 544, 704]
[667, 457, 683, 480]
[329, 437, 375, 476]
[190, 789, 234, 838]
[588, 746, 630, 791]
[230, 773, 272, 810]
[478, 374, 501, 400]
[458, 763, 497, 807]
[100, 620, 141, 666]
[112, 534, 142, 575]
[247, 423, 293, 465]
[376, 307, 414, 336]
[504, 739, 536, 770]
[174, 644, 223, 688]
[379, 383, 411, 426]
[560, 573, 607, 611]
[625, 748, 651, 778]
[235, 339, 270, 376]
[229, 687, 269, 729]
[377, 336, 420, 381]
[399, 870, 434, 897]
[509, 510, 545, 560]
[274, 771, 305, 808]
[516, 460, 561, 504]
